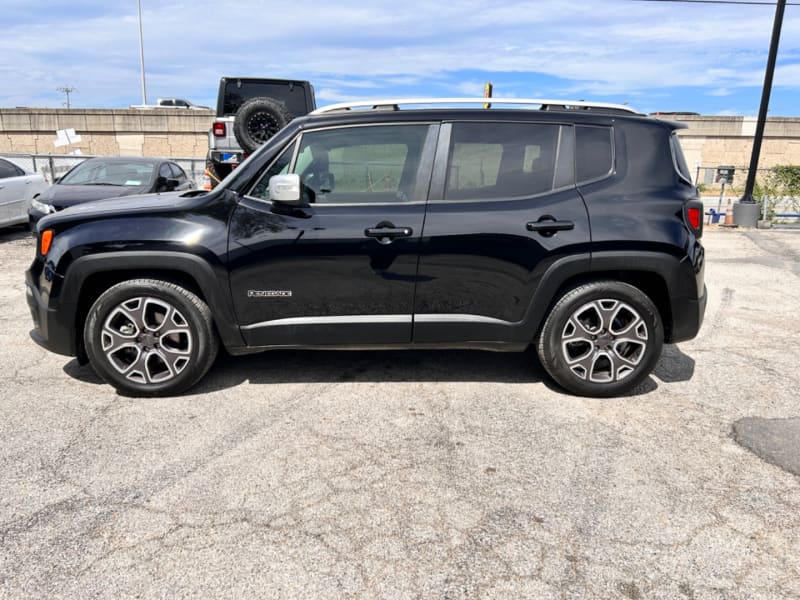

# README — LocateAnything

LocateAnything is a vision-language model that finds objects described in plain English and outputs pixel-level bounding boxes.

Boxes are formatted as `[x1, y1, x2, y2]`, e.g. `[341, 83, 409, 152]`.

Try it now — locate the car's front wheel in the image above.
[84, 279, 218, 397]
[537, 281, 664, 397]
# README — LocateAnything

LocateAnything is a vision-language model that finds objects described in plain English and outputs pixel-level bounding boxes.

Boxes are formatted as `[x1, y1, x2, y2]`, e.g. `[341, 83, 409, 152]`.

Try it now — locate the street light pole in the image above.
[137, 0, 148, 105]
[741, 0, 787, 204]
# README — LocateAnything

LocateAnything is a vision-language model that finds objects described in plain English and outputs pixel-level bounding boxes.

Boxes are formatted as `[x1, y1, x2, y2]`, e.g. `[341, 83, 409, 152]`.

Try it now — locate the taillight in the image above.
[213, 122, 226, 137]
[685, 201, 703, 237]
[40, 229, 54, 255]
[687, 207, 701, 229]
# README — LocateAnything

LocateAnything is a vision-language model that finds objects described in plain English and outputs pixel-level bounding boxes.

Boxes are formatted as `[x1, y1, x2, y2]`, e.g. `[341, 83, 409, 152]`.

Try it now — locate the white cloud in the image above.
[0, 0, 797, 110]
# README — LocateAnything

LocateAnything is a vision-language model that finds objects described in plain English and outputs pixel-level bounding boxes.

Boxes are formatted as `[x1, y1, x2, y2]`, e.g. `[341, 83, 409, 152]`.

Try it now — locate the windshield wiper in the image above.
[82, 182, 127, 186]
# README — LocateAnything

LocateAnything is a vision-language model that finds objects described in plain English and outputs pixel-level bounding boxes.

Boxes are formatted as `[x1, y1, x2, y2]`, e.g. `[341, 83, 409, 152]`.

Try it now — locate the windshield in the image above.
[59, 160, 157, 186]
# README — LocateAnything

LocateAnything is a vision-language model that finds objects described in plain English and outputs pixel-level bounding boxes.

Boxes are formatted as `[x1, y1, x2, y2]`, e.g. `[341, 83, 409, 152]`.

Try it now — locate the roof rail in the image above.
[311, 97, 640, 115]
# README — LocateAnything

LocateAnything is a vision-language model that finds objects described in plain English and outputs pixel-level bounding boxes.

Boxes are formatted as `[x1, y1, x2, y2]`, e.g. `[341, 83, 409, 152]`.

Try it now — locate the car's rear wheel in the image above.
[537, 281, 663, 397]
[84, 279, 218, 397]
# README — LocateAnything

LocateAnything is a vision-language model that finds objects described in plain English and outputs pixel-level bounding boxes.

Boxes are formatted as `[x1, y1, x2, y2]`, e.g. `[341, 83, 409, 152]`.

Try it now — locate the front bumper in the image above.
[25, 268, 76, 357]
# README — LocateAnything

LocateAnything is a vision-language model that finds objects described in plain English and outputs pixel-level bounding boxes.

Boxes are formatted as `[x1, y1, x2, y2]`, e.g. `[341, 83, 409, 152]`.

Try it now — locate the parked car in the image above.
[0, 157, 49, 229]
[29, 157, 195, 227]
[26, 98, 706, 398]
[130, 98, 210, 110]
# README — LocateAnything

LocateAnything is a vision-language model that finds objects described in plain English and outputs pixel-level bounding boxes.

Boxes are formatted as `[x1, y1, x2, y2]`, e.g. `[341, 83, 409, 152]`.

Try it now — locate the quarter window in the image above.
[444, 122, 566, 200]
[575, 125, 614, 184]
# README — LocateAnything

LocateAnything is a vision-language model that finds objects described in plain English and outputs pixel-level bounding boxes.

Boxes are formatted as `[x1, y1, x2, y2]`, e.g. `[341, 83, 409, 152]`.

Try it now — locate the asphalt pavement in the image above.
[1, 225, 799, 599]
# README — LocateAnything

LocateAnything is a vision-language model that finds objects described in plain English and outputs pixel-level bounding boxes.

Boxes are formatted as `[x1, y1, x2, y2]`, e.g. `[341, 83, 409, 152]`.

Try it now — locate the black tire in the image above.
[84, 279, 219, 397]
[233, 97, 292, 153]
[205, 158, 232, 189]
[537, 281, 664, 397]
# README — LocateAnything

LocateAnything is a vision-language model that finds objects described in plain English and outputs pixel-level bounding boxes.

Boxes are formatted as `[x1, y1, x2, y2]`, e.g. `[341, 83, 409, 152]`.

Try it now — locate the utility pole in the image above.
[56, 85, 77, 109]
[137, 0, 148, 105]
[741, 0, 786, 205]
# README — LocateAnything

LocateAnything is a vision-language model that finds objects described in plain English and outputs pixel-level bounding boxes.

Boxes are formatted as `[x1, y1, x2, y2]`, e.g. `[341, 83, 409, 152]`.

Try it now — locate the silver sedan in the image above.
[0, 157, 49, 229]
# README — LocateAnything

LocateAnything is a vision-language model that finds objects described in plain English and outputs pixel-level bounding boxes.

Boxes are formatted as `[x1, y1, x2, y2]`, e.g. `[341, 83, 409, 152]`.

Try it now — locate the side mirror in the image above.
[269, 173, 302, 204]
[156, 176, 180, 192]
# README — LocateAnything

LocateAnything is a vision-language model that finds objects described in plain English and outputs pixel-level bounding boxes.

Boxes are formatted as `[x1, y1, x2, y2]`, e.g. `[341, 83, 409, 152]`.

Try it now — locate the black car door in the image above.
[227, 122, 438, 347]
[414, 120, 591, 344]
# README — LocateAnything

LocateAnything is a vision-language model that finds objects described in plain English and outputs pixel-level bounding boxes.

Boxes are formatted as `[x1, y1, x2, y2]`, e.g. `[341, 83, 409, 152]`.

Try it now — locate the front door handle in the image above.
[526, 217, 574, 237]
[365, 222, 413, 244]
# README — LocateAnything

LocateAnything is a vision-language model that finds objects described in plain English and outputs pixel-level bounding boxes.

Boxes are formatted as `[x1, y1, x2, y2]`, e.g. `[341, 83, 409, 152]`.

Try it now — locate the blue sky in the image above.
[1, 0, 799, 116]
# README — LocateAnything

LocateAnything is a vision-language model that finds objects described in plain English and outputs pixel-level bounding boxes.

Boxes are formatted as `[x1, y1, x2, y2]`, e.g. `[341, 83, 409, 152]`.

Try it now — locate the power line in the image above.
[56, 85, 77, 109]
[631, 0, 799, 5]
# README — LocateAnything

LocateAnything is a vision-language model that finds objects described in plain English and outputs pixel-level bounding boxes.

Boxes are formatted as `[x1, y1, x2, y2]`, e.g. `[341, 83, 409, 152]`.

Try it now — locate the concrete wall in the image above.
[668, 115, 800, 184]
[2, 108, 800, 176]
[0, 108, 214, 158]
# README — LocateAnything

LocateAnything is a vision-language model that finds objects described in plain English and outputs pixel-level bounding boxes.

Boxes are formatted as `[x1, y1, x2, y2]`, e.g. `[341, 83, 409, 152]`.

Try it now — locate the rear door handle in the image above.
[526, 218, 574, 236]
[365, 226, 413, 244]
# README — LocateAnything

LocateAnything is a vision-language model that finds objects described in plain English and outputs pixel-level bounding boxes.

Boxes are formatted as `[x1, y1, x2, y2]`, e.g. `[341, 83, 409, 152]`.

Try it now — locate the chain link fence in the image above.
[694, 165, 799, 224]
[1, 153, 208, 188]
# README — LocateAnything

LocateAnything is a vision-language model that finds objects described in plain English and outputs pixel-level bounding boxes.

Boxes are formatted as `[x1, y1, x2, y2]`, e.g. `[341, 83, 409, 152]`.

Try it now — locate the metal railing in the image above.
[1, 153, 208, 188]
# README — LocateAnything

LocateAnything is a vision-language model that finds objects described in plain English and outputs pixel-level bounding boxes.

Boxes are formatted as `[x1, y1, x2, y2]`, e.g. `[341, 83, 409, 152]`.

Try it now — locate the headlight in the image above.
[30, 199, 56, 214]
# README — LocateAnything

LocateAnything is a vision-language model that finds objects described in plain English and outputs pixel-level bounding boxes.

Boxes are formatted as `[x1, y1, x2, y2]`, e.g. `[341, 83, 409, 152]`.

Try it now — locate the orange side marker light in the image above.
[40, 229, 54, 255]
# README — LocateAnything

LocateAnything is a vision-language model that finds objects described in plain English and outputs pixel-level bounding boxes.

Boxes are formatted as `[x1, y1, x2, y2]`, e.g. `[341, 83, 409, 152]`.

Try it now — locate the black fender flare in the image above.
[59, 251, 244, 351]
[517, 250, 698, 343]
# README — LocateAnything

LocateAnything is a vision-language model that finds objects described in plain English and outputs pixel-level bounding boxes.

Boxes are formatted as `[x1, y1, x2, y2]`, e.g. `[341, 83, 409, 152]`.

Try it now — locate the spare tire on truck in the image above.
[233, 97, 293, 154]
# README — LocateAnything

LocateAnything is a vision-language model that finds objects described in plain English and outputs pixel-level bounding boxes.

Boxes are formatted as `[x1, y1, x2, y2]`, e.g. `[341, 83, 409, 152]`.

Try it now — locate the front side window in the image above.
[251, 124, 432, 204]
[444, 122, 566, 200]
[249, 140, 296, 200]
[169, 163, 187, 180]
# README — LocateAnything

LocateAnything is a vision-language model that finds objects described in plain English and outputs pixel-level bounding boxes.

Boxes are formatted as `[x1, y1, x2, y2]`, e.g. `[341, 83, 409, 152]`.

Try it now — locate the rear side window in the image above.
[0, 158, 24, 178]
[576, 125, 613, 184]
[444, 122, 569, 200]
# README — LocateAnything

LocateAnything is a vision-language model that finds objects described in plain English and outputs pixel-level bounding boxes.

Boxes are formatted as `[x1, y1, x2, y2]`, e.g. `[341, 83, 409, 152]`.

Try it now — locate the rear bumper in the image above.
[209, 150, 243, 165]
[669, 284, 707, 343]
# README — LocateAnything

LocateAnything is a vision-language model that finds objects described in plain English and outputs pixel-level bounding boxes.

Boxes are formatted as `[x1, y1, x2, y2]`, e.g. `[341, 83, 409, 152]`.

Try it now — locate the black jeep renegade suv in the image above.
[26, 98, 706, 398]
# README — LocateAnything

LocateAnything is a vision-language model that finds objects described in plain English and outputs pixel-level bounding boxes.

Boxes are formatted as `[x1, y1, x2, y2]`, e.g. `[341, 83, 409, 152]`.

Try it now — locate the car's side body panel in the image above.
[25, 104, 706, 397]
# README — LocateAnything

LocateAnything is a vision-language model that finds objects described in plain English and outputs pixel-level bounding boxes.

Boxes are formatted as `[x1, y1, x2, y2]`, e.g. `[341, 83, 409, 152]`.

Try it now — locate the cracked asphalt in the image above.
[1, 225, 799, 599]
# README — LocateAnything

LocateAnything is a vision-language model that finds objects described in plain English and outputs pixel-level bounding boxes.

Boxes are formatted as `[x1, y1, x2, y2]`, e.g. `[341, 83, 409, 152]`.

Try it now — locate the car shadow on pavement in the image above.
[63, 348, 547, 393]
[62, 360, 105, 384]
[199, 348, 548, 392]
[652, 343, 696, 383]
[61, 345, 693, 398]
[0, 224, 33, 243]
[63, 344, 695, 397]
